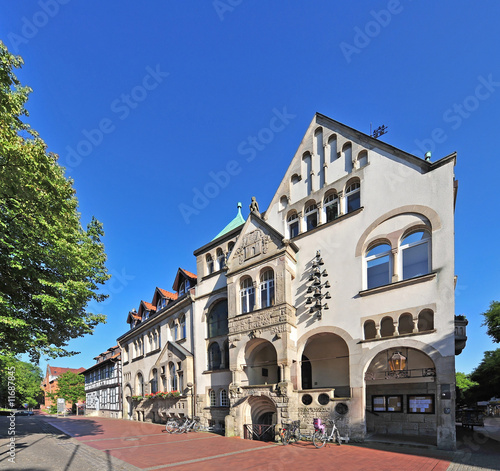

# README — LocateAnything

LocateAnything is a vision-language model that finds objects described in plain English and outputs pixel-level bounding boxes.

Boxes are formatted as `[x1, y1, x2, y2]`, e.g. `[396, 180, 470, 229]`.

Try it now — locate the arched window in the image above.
[345, 181, 360, 213]
[358, 150, 368, 168]
[228, 241, 235, 255]
[304, 201, 318, 231]
[324, 193, 339, 222]
[418, 309, 434, 332]
[208, 342, 221, 370]
[179, 314, 186, 339]
[328, 134, 337, 163]
[398, 313, 414, 335]
[364, 320, 377, 340]
[400, 231, 431, 280]
[260, 269, 275, 309]
[168, 362, 177, 392]
[240, 277, 255, 314]
[287, 212, 299, 239]
[366, 243, 392, 289]
[169, 321, 177, 341]
[136, 373, 144, 396]
[209, 389, 216, 407]
[220, 389, 229, 407]
[207, 300, 228, 337]
[206, 254, 214, 275]
[216, 248, 225, 271]
[153, 331, 159, 350]
[151, 369, 158, 394]
[279, 195, 288, 211]
[380, 317, 395, 337]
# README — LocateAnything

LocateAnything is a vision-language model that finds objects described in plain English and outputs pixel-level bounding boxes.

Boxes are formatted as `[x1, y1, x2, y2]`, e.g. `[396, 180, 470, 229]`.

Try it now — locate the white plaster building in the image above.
[117, 113, 462, 449]
[117, 269, 197, 423]
[83, 346, 122, 418]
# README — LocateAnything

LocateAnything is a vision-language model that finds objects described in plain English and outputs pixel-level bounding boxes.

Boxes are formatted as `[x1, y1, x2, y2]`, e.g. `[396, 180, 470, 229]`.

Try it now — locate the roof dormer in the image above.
[172, 268, 197, 297]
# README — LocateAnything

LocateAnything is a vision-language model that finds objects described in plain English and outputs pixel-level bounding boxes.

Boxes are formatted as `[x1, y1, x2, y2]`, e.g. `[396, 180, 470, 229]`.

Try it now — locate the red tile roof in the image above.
[181, 268, 197, 279]
[142, 301, 156, 311]
[158, 288, 178, 300]
[49, 366, 86, 377]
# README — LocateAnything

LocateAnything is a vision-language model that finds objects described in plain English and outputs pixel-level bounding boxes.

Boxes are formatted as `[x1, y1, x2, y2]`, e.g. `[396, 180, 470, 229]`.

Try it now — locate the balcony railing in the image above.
[365, 368, 436, 381]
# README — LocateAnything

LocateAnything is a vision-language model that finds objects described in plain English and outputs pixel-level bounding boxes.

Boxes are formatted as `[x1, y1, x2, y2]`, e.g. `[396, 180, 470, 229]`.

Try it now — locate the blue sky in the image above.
[1, 1, 499, 375]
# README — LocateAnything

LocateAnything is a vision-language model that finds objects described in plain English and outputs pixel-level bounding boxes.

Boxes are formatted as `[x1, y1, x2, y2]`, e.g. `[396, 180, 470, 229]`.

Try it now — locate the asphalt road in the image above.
[0, 414, 137, 471]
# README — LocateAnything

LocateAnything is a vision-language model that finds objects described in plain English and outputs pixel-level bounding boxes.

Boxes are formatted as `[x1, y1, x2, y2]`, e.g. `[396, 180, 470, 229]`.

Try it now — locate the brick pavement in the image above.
[37, 415, 461, 471]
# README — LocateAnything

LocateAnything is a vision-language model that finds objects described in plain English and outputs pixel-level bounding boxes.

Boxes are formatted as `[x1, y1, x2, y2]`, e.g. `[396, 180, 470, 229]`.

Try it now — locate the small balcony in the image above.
[455, 315, 468, 355]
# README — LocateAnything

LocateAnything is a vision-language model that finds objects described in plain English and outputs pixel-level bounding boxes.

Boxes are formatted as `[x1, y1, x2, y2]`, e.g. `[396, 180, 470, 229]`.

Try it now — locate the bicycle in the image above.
[280, 420, 301, 445]
[312, 418, 341, 448]
[174, 416, 201, 434]
[165, 416, 182, 433]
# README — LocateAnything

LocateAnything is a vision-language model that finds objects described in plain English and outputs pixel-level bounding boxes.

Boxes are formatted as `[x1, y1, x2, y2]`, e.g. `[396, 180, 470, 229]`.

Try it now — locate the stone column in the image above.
[391, 248, 399, 282]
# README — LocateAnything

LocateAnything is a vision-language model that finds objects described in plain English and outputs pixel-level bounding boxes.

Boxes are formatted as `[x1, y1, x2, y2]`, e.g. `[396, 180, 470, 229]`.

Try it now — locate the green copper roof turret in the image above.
[212, 202, 245, 240]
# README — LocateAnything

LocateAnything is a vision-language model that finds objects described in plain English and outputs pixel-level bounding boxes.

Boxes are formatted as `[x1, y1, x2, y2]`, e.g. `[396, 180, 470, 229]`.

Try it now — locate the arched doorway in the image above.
[123, 385, 132, 420]
[301, 332, 349, 396]
[365, 347, 437, 445]
[243, 339, 280, 386]
[243, 395, 277, 441]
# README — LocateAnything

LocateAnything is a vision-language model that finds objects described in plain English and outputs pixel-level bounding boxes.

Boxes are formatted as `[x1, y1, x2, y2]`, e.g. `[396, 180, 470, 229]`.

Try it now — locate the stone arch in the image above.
[360, 338, 444, 379]
[242, 338, 279, 386]
[300, 332, 350, 394]
[243, 395, 278, 427]
[123, 383, 133, 420]
[355, 206, 442, 257]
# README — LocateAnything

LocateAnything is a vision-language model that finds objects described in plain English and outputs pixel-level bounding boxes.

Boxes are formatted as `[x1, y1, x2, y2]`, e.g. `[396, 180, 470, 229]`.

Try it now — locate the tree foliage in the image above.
[48, 371, 86, 406]
[0, 42, 110, 362]
[469, 349, 500, 401]
[482, 301, 500, 343]
[0, 355, 43, 408]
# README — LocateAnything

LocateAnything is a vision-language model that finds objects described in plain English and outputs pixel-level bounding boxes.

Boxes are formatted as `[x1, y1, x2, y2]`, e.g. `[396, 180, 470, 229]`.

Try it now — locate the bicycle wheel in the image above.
[192, 422, 201, 432]
[312, 431, 326, 449]
[287, 430, 299, 444]
[166, 421, 177, 433]
[334, 428, 341, 446]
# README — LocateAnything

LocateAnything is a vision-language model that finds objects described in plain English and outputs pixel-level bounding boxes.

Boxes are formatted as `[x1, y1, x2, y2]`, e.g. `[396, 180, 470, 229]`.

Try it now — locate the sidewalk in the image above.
[38, 415, 454, 471]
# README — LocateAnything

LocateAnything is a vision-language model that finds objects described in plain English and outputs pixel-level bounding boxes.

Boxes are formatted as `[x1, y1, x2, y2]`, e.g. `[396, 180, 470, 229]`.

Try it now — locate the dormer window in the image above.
[156, 298, 166, 311]
[142, 310, 149, 321]
[179, 279, 190, 296]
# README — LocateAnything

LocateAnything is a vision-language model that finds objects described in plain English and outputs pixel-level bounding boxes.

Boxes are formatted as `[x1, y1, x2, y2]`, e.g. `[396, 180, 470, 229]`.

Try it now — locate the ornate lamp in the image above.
[389, 351, 407, 371]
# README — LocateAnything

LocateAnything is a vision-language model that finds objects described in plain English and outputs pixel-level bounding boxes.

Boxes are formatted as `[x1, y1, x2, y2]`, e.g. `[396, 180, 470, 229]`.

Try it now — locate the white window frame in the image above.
[220, 389, 229, 407]
[240, 278, 255, 314]
[400, 231, 431, 280]
[287, 213, 299, 239]
[304, 203, 318, 231]
[345, 182, 361, 213]
[260, 269, 275, 309]
[324, 193, 339, 222]
[365, 243, 392, 290]
[209, 389, 217, 407]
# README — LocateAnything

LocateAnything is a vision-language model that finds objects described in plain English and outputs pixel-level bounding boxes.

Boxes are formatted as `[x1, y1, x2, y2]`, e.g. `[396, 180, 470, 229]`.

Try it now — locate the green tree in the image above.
[48, 371, 86, 409]
[0, 355, 43, 408]
[469, 349, 500, 401]
[455, 371, 478, 405]
[0, 42, 110, 362]
[482, 301, 500, 343]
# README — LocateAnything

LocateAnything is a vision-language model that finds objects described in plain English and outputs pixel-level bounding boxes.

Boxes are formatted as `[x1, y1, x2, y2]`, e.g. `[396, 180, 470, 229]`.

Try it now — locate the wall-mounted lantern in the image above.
[388, 351, 407, 371]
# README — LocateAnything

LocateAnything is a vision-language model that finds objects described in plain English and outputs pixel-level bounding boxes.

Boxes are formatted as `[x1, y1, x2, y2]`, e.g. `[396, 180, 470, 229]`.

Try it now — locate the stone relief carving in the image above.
[234, 229, 273, 265]
[228, 305, 294, 335]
